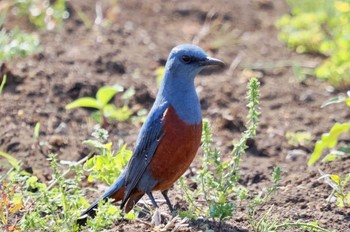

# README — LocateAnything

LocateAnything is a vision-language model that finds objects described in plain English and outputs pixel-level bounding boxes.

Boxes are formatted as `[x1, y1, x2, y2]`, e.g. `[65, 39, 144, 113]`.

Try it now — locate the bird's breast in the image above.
[150, 105, 202, 191]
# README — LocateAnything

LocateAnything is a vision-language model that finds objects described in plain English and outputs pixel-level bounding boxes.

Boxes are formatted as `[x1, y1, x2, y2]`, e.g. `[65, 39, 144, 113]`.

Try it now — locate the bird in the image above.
[77, 44, 224, 226]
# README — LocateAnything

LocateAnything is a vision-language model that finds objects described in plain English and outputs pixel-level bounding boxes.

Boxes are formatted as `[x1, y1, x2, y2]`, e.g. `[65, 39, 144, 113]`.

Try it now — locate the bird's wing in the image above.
[121, 102, 169, 207]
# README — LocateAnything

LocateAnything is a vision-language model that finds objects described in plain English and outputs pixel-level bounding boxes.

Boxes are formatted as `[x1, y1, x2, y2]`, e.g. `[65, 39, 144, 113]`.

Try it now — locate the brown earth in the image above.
[1, 0, 350, 231]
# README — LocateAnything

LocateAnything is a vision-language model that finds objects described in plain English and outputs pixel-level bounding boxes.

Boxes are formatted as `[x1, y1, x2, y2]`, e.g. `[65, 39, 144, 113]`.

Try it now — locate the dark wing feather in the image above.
[120, 103, 168, 208]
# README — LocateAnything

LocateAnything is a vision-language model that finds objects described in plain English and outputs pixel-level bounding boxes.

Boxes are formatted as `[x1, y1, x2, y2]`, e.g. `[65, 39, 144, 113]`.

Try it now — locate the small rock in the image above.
[286, 149, 307, 161]
[48, 135, 65, 147]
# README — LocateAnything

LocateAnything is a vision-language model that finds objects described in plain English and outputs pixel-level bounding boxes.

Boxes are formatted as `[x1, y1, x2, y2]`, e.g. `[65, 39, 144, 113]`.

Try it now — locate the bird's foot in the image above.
[151, 208, 162, 226]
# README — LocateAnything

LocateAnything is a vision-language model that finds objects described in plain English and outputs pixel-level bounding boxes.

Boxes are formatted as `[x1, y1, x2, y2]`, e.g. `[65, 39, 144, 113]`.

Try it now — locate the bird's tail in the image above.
[77, 172, 126, 226]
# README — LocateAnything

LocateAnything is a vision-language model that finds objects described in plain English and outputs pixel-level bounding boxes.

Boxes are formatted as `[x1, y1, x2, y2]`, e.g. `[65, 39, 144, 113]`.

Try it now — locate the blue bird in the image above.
[78, 44, 224, 225]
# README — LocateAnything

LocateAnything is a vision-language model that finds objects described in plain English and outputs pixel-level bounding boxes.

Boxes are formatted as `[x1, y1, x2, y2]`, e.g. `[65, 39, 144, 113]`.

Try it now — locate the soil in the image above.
[1, 0, 350, 231]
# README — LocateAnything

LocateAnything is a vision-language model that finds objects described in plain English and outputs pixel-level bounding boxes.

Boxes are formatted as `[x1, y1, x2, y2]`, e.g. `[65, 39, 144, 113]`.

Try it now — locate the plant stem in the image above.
[274, 222, 331, 232]
[47, 152, 93, 191]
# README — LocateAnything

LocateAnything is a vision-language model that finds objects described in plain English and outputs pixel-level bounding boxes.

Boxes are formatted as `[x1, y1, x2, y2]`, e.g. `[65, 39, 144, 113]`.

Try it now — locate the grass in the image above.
[0, 127, 135, 231]
[276, 0, 350, 89]
[0, 74, 6, 94]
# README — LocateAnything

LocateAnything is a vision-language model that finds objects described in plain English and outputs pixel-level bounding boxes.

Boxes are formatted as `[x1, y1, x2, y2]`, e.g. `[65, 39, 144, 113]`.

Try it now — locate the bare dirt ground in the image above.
[1, 0, 350, 231]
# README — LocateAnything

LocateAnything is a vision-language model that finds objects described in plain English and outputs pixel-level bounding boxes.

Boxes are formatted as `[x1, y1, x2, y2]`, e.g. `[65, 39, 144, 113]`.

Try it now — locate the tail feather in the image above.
[77, 172, 126, 226]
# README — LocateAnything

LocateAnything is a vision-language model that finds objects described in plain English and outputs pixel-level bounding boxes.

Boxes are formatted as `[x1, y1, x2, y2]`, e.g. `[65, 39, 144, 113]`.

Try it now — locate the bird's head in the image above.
[165, 44, 225, 79]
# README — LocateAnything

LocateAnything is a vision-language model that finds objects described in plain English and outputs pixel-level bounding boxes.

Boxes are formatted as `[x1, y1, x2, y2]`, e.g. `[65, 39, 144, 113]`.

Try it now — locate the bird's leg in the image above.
[146, 192, 159, 208]
[147, 192, 161, 226]
[161, 189, 174, 213]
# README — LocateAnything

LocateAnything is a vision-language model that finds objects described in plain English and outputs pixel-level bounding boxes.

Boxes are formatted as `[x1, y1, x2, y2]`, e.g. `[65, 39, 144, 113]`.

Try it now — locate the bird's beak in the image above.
[199, 57, 225, 67]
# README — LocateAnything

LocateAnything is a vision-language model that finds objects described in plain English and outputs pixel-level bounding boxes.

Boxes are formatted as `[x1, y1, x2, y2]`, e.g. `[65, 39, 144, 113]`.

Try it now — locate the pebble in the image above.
[48, 135, 65, 147]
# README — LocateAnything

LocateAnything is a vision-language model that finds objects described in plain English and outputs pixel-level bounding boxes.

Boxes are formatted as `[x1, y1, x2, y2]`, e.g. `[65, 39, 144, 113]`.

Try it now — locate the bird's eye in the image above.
[181, 55, 192, 64]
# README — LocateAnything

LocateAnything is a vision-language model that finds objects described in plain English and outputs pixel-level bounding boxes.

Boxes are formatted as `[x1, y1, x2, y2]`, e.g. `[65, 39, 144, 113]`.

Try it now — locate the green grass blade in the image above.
[308, 122, 350, 165]
[0, 151, 20, 171]
[0, 74, 6, 94]
[65, 97, 101, 110]
[96, 85, 123, 106]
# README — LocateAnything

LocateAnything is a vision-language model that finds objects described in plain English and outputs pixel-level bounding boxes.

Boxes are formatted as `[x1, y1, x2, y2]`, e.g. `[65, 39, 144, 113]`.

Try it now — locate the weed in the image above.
[33, 122, 40, 141]
[178, 78, 330, 231]
[285, 131, 312, 147]
[0, 125, 135, 231]
[65, 85, 133, 127]
[308, 92, 350, 210]
[0, 28, 40, 62]
[0, 74, 6, 94]
[308, 92, 350, 165]
[83, 125, 132, 185]
[0, 182, 22, 231]
[276, 0, 350, 89]
[19, 154, 88, 231]
[178, 78, 261, 222]
[12, 0, 69, 30]
[0, 151, 20, 171]
[319, 170, 350, 208]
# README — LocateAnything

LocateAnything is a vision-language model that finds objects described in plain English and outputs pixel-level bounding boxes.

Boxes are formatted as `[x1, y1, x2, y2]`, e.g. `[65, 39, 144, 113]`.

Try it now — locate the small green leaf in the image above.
[0, 74, 6, 94]
[338, 146, 350, 154]
[321, 96, 346, 108]
[33, 122, 40, 140]
[26, 176, 39, 188]
[346, 97, 350, 107]
[0, 151, 20, 171]
[96, 85, 123, 106]
[105, 105, 133, 121]
[83, 139, 105, 149]
[308, 122, 350, 165]
[65, 97, 101, 110]
[330, 174, 341, 186]
[208, 202, 234, 220]
[322, 151, 345, 162]
[121, 87, 135, 100]
[124, 211, 136, 220]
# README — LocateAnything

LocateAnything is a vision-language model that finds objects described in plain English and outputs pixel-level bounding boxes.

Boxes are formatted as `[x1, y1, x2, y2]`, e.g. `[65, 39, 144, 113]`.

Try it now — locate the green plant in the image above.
[0, 28, 40, 62]
[0, 74, 6, 94]
[0, 126, 135, 231]
[178, 78, 329, 231]
[249, 206, 329, 232]
[0, 182, 22, 231]
[308, 92, 350, 165]
[0, 151, 20, 172]
[308, 92, 350, 210]
[319, 170, 350, 208]
[276, 0, 350, 89]
[0, 153, 22, 232]
[19, 154, 88, 231]
[33, 122, 40, 140]
[12, 0, 69, 30]
[285, 131, 312, 147]
[83, 126, 132, 185]
[178, 78, 261, 223]
[65, 85, 133, 127]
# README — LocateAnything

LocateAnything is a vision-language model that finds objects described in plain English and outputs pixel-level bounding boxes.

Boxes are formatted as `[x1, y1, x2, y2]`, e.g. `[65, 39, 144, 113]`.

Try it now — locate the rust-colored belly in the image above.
[150, 105, 202, 191]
